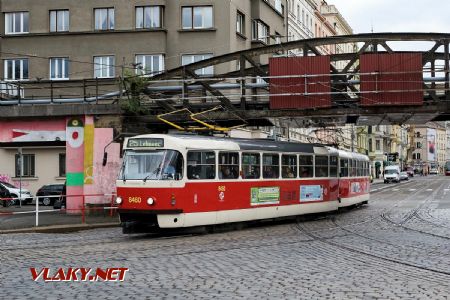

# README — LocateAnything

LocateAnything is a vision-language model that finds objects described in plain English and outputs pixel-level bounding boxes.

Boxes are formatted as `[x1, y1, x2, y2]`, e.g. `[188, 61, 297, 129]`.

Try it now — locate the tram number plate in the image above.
[218, 186, 226, 192]
[128, 197, 142, 204]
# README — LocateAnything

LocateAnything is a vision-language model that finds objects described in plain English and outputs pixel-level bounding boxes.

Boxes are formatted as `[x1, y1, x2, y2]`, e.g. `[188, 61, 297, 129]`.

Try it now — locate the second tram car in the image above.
[115, 134, 370, 233]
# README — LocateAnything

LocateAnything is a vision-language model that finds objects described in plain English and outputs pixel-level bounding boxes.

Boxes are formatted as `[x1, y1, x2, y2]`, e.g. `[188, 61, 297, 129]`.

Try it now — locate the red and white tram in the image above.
[115, 134, 370, 233]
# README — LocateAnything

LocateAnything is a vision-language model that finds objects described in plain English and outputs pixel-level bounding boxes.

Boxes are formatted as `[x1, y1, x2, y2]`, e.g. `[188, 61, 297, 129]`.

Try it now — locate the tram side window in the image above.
[359, 161, 363, 177]
[242, 153, 260, 179]
[282, 155, 297, 178]
[299, 155, 313, 178]
[330, 156, 338, 177]
[218, 152, 239, 179]
[263, 154, 279, 179]
[315, 156, 329, 178]
[340, 158, 349, 177]
[351, 159, 356, 177]
[187, 151, 215, 180]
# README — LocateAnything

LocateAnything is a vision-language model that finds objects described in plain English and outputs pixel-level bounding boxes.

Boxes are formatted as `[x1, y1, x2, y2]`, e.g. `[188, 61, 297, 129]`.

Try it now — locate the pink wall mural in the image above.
[0, 120, 66, 142]
[1, 117, 120, 213]
[84, 128, 120, 205]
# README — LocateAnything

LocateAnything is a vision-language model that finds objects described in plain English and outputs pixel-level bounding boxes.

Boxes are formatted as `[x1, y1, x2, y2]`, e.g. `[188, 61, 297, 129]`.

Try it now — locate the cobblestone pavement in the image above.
[1, 176, 450, 299]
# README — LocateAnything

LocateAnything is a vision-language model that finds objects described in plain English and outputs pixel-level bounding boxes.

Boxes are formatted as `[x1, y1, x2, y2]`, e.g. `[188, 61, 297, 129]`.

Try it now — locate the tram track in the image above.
[294, 221, 450, 285]
[290, 178, 450, 284]
[379, 179, 450, 240]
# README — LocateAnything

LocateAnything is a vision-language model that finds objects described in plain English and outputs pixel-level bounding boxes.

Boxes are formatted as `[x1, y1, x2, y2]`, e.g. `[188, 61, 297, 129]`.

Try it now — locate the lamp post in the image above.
[17, 147, 22, 208]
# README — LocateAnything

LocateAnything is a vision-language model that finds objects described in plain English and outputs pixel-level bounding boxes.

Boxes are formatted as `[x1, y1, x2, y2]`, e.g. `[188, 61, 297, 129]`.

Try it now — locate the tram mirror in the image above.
[102, 152, 108, 167]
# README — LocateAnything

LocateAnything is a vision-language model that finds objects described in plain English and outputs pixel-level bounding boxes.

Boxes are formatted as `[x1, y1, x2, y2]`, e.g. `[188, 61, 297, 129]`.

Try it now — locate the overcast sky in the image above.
[327, 0, 450, 34]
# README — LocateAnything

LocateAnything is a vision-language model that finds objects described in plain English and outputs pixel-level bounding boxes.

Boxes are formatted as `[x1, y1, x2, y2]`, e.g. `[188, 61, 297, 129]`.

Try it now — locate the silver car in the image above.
[399, 171, 409, 181]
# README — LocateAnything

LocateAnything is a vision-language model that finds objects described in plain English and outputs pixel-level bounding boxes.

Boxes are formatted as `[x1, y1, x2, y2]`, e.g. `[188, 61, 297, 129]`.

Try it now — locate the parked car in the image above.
[429, 168, 438, 175]
[406, 167, 414, 177]
[53, 184, 66, 209]
[0, 180, 33, 205]
[0, 184, 11, 207]
[36, 184, 65, 206]
[399, 171, 409, 181]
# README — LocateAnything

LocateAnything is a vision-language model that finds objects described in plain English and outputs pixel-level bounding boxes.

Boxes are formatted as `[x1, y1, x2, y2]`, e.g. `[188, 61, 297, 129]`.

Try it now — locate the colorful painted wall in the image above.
[0, 117, 120, 212]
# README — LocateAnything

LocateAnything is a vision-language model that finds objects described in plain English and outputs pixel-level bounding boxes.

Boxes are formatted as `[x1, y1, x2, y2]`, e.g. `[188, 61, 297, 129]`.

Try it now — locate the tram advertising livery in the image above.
[115, 134, 370, 233]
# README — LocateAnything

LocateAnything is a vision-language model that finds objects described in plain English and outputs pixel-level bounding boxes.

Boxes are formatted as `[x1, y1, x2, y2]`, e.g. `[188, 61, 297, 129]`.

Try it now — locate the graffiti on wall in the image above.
[0, 174, 31, 188]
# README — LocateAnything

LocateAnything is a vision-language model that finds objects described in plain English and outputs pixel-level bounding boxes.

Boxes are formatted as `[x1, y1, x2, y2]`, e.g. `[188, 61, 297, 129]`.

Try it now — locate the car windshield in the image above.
[1, 181, 17, 188]
[385, 169, 398, 175]
[119, 150, 183, 181]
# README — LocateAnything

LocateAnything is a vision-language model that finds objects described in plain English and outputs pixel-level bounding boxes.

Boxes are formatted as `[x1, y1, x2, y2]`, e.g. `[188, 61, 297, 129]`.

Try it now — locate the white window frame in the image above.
[236, 11, 245, 35]
[94, 56, 115, 78]
[94, 8, 114, 30]
[135, 54, 165, 77]
[4, 58, 29, 81]
[5, 12, 29, 34]
[181, 54, 214, 76]
[182, 6, 213, 29]
[50, 57, 69, 80]
[252, 20, 269, 44]
[136, 6, 163, 29]
[50, 10, 69, 32]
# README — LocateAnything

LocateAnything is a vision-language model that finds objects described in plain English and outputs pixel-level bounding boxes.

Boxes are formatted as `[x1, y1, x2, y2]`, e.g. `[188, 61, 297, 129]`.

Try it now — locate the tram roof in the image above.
[134, 134, 317, 153]
[127, 134, 369, 159]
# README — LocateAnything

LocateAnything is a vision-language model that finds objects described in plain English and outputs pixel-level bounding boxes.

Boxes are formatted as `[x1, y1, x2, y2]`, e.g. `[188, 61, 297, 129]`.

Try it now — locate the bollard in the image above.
[82, 195, 86, 224]
[35, 196, 39, 227]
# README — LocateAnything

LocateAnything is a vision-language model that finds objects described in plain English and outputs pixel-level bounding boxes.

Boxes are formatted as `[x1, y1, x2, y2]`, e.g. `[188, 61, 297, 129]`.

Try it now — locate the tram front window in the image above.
[120, 150, 183, 181]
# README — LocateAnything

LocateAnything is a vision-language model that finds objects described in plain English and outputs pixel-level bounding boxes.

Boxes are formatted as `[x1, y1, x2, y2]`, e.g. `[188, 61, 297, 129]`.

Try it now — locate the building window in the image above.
[182, 6, 213, 29]
[252, 20, 269, 44]
[59, 153, 66, 177]
[135, 54, 164, 76]
[416, 153, 421, 160]
[4, 59, 29, 81]
[94, 8, 114, 30]
[50, 10, 69, 32]
[236, 11, 245, 35]
[5, 12, 29, 34]
[136, 6, 163, 29]
[375, 140, 381, 151]
[94, 56, 115, 78]
[15, 154, 35, 177]
[181, 54, 213, 76]
[50, 57, 69, 80]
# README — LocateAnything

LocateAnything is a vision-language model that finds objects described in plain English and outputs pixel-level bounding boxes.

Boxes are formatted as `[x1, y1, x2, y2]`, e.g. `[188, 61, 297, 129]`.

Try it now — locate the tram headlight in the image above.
[147, 197, 155, 206]
[115, 197, 123, 205]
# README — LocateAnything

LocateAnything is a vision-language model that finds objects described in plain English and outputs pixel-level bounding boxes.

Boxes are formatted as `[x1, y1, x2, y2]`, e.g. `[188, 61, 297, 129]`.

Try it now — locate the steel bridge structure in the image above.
[1, 33, 450, 131]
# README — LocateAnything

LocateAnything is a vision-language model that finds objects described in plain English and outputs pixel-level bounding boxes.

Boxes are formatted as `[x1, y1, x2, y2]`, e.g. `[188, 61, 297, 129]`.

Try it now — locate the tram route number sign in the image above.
[127, 138, 164, 148]
[250, 187, 280, 206]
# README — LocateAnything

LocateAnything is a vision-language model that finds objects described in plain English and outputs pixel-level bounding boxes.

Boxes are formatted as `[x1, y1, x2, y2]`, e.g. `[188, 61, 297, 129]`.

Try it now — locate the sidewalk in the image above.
[0, 205, 120, 234]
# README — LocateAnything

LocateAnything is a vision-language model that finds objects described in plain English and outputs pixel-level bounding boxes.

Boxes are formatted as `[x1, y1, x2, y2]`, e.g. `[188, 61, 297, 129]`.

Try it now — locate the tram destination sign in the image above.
[127, 138, 164, 148]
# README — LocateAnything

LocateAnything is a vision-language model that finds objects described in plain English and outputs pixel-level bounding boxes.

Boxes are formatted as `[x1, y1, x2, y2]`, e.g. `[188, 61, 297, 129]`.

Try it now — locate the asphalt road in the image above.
[1, 176, 450, 299]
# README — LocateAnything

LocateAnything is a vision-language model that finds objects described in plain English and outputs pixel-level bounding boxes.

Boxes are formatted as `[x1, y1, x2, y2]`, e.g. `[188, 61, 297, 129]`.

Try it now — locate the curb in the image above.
[0, 222, 120, 234]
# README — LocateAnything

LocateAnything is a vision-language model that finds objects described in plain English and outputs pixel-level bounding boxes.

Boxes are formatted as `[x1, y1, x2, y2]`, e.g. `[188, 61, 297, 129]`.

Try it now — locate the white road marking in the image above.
[393, 189, 399, 191]
[409, 189, 417, 192]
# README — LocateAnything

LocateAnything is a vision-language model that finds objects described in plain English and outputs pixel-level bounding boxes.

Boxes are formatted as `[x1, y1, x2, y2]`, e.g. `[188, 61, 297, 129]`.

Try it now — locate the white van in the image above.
[384, 165, 400, 183]
[0, 180, 33, 205]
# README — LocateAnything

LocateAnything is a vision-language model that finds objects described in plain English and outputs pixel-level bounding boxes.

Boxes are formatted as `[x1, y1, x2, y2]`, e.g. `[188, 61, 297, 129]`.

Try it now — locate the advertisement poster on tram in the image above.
[250, 187, 280, 206]
[300, 185, 323, 202]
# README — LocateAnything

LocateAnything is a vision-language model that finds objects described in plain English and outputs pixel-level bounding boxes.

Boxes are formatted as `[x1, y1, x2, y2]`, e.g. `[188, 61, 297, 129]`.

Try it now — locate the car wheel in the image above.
[42, 197, 51, 206]
[6, 195, 17, 206]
